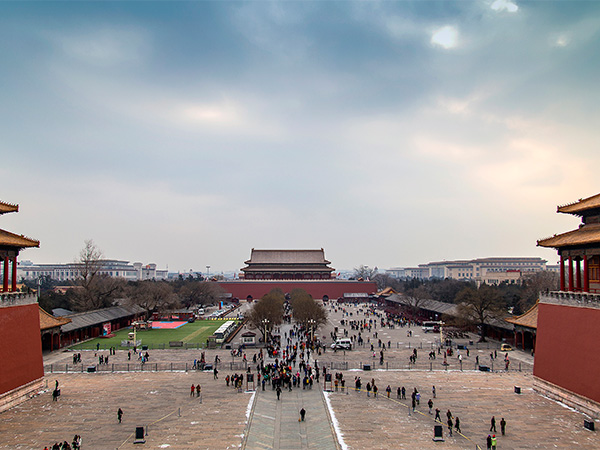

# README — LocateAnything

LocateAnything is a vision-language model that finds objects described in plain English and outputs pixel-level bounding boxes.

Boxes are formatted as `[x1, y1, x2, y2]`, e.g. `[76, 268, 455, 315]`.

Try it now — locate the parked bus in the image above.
[214, 320, 237, 343]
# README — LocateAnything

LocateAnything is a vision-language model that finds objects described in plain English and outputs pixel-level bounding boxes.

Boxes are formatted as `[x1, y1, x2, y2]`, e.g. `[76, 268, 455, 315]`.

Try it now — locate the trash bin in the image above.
[87, 366, 96, 373]
[584, 420, 595, 431]
[142, 345, 148, 351]
[433, 424, 444, 442]
[514, 386, 521, 394]
[478, 365, 490, 372]
[363, 364, 371, 371]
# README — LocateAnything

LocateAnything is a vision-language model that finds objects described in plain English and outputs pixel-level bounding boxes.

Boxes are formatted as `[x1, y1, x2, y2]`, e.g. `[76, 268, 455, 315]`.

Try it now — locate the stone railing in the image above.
[0, 291, 37, 308]
[540, 291, 600, 309]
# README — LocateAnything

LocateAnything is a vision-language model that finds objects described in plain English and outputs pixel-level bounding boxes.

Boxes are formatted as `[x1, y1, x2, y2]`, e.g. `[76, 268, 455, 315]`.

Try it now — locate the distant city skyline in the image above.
[2, 1, 595, 273]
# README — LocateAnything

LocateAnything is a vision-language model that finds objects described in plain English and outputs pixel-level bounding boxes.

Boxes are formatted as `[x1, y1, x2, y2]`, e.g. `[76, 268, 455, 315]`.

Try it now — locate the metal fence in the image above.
[44, 360, 252, 374]
[317, 359, 531, 373]
[45, 357, 530, 374]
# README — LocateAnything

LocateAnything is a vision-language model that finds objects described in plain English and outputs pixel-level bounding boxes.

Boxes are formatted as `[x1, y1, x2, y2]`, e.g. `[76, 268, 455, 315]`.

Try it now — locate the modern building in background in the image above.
[18, 260, 168, 282]
[0, 200, 44, 413]
[386, 256, 550, 285]
[534, 192, 600, 418]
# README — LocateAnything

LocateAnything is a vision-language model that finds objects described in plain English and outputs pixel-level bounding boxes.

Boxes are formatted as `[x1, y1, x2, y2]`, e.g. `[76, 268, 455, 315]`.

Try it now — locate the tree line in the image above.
[23, 240, 225, 316]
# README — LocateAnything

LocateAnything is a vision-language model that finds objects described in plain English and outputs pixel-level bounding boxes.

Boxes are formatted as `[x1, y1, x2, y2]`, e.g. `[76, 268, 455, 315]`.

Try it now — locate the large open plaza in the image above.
[1, 302, 597, 450]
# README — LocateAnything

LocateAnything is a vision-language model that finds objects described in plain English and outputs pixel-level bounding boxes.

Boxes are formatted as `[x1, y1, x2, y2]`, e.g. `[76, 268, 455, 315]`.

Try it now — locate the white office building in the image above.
[18, 259, 168, 282]
[386, 257, 548, 285]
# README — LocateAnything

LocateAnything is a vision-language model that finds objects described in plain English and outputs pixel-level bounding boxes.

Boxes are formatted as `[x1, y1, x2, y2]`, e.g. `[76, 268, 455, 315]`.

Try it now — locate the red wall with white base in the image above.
[0, 304, 44, 396]
[534, 303, 600, 404]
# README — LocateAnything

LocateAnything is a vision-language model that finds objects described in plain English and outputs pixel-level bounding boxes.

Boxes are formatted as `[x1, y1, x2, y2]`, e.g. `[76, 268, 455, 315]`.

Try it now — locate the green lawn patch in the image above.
[70, 320, 236, 350]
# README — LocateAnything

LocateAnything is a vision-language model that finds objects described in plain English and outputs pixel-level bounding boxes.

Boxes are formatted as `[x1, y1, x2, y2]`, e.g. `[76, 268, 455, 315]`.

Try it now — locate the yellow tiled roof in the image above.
[537, 223, 600, 248]
[557, 193, 600, 215]
[39, 306, 71, 331]
[0, 228, 40, 248]
[505, 302, 538, 329]
[0, 201, 18, 215]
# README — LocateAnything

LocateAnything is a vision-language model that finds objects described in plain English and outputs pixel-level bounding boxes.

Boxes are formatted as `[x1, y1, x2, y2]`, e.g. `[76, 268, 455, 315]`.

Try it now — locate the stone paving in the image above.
[244, 385, 337, 450]
[2, 301, 598, 449]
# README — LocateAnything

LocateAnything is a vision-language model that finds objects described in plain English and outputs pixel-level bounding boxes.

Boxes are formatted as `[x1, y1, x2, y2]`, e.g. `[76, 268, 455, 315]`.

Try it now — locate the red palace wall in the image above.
[534, 303, 600, 404]
[0, 304, 44, 396]
[217, 280, 378, 301]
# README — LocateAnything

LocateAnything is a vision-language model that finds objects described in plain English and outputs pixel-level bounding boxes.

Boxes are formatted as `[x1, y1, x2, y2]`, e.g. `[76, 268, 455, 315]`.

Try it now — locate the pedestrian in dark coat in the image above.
[490, 416, 496, 432]
[500, 417, 506, 435]
[300, 408, 306, 421]
[117, 408, 123, 423]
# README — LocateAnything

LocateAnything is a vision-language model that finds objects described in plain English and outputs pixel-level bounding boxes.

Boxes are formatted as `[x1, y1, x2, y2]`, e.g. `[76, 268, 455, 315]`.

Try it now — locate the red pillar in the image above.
[3, 257, 8, 292]
[576, 258, 582, 291]
[568, 256, 574, 291]
[584, 256, 590, 293]
[560, 254, 565, 291]
[11, 256, 17, 292]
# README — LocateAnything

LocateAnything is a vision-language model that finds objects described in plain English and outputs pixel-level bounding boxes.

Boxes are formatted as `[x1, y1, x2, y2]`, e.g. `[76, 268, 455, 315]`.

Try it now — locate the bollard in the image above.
[178, 408, 181, 417]
[430, 362, 432, 371]
[460, 360, 462, 372]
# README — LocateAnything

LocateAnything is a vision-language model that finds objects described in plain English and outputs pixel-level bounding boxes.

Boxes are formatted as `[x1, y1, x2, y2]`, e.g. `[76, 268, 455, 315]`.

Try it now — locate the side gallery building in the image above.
[535, 193, 600, 418]
[218, 249, 377, 301]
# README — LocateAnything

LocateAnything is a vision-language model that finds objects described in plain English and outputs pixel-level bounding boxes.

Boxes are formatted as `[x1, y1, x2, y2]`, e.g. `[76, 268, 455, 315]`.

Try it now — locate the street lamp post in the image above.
[262, 319, 270, 347]
[206, 266, 211, 280]
[307, 319, 316, 345]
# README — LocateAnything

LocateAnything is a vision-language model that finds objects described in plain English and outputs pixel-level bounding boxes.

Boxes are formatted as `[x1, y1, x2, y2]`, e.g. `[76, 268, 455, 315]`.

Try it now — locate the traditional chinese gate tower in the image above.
[0, 200, 43, 413]
[535, 193, 600, 417]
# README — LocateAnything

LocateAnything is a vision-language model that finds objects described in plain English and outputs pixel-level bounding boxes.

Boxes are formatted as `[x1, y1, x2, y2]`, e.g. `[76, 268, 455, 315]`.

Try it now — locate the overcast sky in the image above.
[2, 1, 599, 274]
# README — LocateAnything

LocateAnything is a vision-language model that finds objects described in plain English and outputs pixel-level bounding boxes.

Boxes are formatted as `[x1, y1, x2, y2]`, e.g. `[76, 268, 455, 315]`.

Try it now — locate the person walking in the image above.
[213, 367, 219, 379]
[117, 408, 123, 424]
[447, 417, 453, 436]
[366, 382, 371, 397]
[196, 384, 201, 397]
[428, 398, 433, 414]
[432, 385, 436, 398]
[490, 416, 497, 432]
[454, 416, 461, 434]
[190, 384, 195, 397]
[300, 407, 306, 421]
[276, 386, 282, 400]
[434, 408, 441, 422]
[486, 434, 492, 450]
[500, 417, 506, 435]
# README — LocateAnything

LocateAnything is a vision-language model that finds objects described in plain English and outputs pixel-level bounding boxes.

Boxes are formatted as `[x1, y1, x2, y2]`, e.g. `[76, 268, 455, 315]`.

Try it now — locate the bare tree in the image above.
[289, 289, 328, 331]
[352, 265, 378, 281]
[520, 270, 559, 310]
[128, 281, 179, 318]
[455, 285, 505, 342]
[403, 285, 431, 318]
[246, 289, 285, 342]
[178, 281, 225, 307]
[71, 240, 125, 311]
[372, 273, 402, 291]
